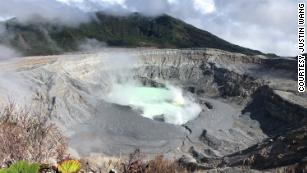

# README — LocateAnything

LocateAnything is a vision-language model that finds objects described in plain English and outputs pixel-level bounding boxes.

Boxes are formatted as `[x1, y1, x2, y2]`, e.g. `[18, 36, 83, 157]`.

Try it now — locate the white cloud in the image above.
[193, 0, 215, 14]
[0, 0, 298, 56]
[0, 0, 90, 26]
[205, 0, 297, 56]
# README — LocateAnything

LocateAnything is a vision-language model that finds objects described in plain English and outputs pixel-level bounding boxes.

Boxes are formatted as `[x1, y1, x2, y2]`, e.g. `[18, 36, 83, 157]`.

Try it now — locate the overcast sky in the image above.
[0, 0, 299, 56]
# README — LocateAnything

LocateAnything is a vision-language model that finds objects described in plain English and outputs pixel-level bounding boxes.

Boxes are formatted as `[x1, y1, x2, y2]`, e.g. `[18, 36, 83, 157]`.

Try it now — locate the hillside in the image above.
[0, 13, 263, 56]
[0, 48, 305, 172]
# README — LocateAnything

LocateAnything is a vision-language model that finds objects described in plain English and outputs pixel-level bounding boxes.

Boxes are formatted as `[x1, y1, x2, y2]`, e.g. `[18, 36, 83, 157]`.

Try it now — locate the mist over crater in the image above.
[105, 84, 201, 125]
[0, 48, 305, 169]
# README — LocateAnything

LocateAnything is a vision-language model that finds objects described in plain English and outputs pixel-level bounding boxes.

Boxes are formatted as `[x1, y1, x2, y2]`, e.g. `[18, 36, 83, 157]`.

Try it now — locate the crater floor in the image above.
[0, 48, 305, 166]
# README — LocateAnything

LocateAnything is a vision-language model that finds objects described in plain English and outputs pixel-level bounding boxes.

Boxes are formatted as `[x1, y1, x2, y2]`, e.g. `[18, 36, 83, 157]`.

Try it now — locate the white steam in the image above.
[0, 45, 21, 59]
[78, 38, 107, 52]
[0, 72, 31, 104]
[94, 51, 201, 125]
[105, 84, 201, 125]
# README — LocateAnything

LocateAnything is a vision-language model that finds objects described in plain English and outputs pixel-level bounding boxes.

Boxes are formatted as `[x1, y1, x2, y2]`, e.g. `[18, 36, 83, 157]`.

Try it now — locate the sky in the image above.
[0, 0, 299, 56]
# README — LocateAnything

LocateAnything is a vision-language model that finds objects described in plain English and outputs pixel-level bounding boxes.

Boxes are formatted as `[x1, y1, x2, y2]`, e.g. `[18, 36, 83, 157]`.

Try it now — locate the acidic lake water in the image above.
[105, 84, 201, 125]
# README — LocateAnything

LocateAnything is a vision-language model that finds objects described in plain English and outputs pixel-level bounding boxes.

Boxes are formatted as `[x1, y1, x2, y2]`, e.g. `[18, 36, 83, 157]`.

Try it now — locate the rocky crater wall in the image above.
[0, 48, 306, 162]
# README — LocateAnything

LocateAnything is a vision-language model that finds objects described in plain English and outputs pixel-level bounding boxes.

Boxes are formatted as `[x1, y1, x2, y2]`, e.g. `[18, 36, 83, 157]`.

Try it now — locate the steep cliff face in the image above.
[134, 49, 305, 125]
[135, 49, 264, 99]
[248, 87, 307, 128]
[190, 126, 307, 173]
[0, 48, 305, 171]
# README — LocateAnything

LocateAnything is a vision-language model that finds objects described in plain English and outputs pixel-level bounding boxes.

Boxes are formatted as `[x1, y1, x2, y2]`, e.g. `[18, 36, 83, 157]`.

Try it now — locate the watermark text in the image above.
[298, 2, 305, 92]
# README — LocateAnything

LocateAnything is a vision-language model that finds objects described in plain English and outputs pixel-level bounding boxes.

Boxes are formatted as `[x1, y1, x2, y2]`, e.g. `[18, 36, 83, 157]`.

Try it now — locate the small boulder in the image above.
[178, 155, 198, 172]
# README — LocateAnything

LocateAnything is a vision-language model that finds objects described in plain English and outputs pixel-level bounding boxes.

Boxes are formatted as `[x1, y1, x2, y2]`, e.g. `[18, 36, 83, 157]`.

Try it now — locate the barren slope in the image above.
[0, 48, 305, 172]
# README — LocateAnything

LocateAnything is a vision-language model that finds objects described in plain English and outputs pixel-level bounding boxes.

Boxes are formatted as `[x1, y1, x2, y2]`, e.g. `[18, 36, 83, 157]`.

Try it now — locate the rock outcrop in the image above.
[0, 48, 305, 172]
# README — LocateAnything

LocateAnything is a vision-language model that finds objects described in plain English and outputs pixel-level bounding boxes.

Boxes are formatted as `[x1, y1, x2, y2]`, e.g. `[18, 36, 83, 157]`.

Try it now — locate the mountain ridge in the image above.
[0, 12, 268, 56]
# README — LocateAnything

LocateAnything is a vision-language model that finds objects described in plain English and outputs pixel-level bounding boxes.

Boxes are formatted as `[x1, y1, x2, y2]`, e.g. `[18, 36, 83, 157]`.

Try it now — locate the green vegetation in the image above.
[0, 12, 263, 56]
[57, 160, 81, 173]
[0, 161, 40, 173]
[0, 102, 188, 173]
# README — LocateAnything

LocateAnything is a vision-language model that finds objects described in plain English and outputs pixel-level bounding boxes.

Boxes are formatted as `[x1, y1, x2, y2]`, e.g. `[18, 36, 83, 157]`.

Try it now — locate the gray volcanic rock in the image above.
[69, 101, 186, 156]
[0, 48, 305, 172]
[196, 126, 307, 172]
[199, 130, 222, 149]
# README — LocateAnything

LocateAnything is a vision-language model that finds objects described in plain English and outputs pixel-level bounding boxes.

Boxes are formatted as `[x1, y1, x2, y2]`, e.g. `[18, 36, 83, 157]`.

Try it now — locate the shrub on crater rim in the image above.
[0, 101, 67, 164]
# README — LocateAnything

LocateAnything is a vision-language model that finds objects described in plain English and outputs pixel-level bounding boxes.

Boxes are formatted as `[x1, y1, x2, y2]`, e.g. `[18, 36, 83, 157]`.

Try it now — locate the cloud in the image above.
[57, 0, 216, 16]
[205, 0, 297, 56]
[124, 0, 171, 16]
[68, 0, 295, 56]
[193, 0, 215, 15]
[0, 0, 90, 26]
[0, 0, 297, 56]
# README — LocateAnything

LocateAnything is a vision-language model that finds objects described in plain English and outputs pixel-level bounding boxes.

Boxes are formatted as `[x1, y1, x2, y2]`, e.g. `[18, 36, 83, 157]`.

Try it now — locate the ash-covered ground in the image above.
[0, 48, 306, 172]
